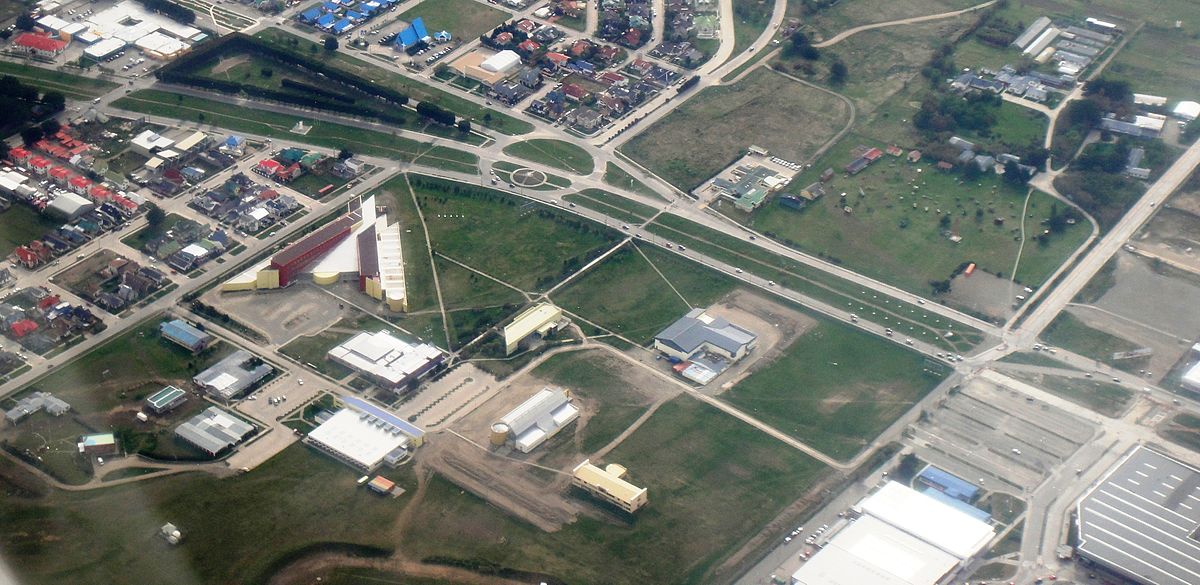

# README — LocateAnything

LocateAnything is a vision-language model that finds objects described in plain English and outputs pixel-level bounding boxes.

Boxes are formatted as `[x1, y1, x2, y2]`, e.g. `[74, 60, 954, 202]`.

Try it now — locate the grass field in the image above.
[645, 214, 986, 351]
[731, 0, 775, 54]
[603, 162, 664, 200]
[501, 139, 596, 175]
[530, 349, 655, 454]
[0, 444, 403, 585]
[722, 319, 943, 461]
[746, 133, 1090, 295]
[253, 29, 533, 136]
[1040, 312, 1141, 365]
[788, 0, 983, 38]
[564, 189, 658, 224]
[1106, 24, 1200, 102]
[401, 397, 828, 585]
[434, 256, 525, 348]
[398, 0, 512, 46]
[956, 101, 1049, 155]
[409, 175, 617, 291]
[621, 68, 849, 190]
[278, 326, 356, 379]
[1160, 412, 1200, 453]
[0, 205, 62, 258]
[113, 90, 479, 174]
[552, 243, 738, 344]
[120, 213, 202, 254]
[0, 61, 118, 100]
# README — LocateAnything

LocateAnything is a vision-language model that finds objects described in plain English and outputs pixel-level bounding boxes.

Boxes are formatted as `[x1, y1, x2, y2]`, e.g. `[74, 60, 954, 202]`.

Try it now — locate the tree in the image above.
[962, 161, 983, 181]
[15, 13, 35, 31]
[456, 119, 471, 134]
[929, 279, 952, 296]
[146, 204, 166, 227]
[0, 141, 9, 161]
[39, 118, 60, 135]
[19, 126, 43, 145]
[260, 67, 273, 78]
[42, 91, 65, 112]
[1003, 160, 1029, 185]
[828, 60, 848, 85]
[338, 147, 353, 160]
[323, 35, 339, 51]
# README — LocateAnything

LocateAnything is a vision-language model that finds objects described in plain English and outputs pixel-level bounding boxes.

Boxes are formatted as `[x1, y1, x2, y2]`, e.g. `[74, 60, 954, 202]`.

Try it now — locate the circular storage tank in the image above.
[490, 422, 510, 446]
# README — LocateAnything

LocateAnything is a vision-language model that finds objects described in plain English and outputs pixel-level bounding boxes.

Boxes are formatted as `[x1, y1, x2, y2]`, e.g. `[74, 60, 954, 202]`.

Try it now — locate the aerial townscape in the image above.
[3, 0, 1200, 584]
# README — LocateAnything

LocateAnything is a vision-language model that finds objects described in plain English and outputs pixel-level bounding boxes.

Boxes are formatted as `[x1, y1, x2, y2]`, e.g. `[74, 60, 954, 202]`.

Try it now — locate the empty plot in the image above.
[502, 139, 595, 175]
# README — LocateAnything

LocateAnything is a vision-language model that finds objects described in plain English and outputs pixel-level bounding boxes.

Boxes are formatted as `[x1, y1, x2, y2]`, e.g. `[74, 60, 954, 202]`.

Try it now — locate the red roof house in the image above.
[517, 39, 540, 52]
[545, 52, 569, 68]
[254, 159, 283, 177]
[13, 33, 67, 58]
[10, 319, 39, 339]
[69, 176, 92, 194]
[515, 19, 536, 34]
[863, 147, 884, 161]
[595, 45, 619, 64]
[38, 295, 61, 310]
[598, 71, 625, 86]
[89, 186, 112, 202]
[111, 195, 138, 211]
[28, 157, 52, 174]
[15, 247, 39, 268]
[495, 31, 513, 45]
[8, 147, 31, 162]
[49, 167, 71, 183]
[569, 39, 593, 56]
[562, 83, 589, 100]
[274, 163, 302, 182]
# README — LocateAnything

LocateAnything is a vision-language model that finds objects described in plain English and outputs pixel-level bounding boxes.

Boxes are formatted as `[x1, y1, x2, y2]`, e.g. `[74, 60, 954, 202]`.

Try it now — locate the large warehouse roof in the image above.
[1076, 445, 1200, 585]
[499, 387, 579, 452]
[174, 406, 253, 455]
[272, 216, 355, 269]
[859, 481, 995, 559]
[327, 331, 442, 387]
[306, 408, 410, 470]
[655, 308, 756, 357]
[791, 516, 960, 585]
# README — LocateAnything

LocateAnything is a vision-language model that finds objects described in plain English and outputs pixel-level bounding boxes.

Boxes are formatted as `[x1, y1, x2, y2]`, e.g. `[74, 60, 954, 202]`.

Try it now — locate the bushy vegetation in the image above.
[0, 75, 64, 139]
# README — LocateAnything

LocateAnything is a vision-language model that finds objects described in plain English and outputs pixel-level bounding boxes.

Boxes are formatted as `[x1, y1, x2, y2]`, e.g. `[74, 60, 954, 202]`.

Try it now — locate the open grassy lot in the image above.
[410, 175, 617, 291]
[731, 0, 775, 54]
[746, 133, 1090, 296]
[722, 319, 943, 461]
[621, 68, 849, 190]
[1040, 312, 1141, 363]
[398, 0, 512, 44]
[565, 189, 658, 224]
[491, 160, 572, 190]
[645, 214, 986, 351]
[434, 256, 525, 348]
[603, 162, 665, 200]
[279, 325, 357, 379]
[120, 213, 204, 254]
[552, 243, 737, 344]
[0, 204, 62, 258]
[531, 349, 655, 454]
[1160, 412, 1200, 453]
[0, 444, 404, 585]
[253, 29, 533, 136]
[113, 90, 479, 174]
[956, 101, 1049, 155]
[0, 61, 118, 100]
[501, 139, 595, 175]
[1008, 371, 1133, 417]
[401, 397, 828, 585]
[788, 0, 983, 39]
[1106, 24, 1200, 101]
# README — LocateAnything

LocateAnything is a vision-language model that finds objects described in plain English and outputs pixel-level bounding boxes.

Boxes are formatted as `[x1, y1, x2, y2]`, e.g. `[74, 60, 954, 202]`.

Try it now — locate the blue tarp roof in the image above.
[332, 18, 353, 32]
[397, 26, 419, 47]
[918, 465, 980, 501]
[224, 135, 245, 145]
[411, 16, 428, 39]
[321, 1, 339, 10]
[316, 13, 337, 26]
[300, 7, 322, 21]
[344, 9, 362, 19]
[924, 489, 992, 522]
[434, 30, 450, 40]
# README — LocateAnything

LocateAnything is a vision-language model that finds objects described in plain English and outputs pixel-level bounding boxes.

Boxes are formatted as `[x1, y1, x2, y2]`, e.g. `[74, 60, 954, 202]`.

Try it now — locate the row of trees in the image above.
[0, 75, 65, 142]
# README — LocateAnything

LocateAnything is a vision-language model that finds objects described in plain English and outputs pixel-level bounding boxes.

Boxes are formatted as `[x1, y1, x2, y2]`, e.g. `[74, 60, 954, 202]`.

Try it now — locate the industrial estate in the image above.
[1, 0, 1200, 585]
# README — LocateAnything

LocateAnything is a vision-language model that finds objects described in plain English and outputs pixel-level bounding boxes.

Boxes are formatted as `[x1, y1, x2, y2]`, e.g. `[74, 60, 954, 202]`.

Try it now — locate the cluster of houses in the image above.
[129, 130, 245, 197]
[597, 0, 653, 48]
[0, 287, 101, 353]
[138, 218, 236, 273]
[189, 172, 302, 235]
[950, 65, 1074, 103]
[77, 256, 171, 314]
[943, 136, 1038, 177]
[527, 57, 677, 132]
[536, 0, 585, 24]
[295, 0, 404, 37]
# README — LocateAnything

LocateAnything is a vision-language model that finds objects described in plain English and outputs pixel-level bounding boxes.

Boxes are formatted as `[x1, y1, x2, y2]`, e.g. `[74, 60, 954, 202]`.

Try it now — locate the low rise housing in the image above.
[5, 392, 70, 424]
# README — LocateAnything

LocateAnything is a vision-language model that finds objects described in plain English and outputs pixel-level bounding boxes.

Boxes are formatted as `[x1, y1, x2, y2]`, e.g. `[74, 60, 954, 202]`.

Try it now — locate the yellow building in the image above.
[571, 459, 648, 513]
[503, 303, 564, 355]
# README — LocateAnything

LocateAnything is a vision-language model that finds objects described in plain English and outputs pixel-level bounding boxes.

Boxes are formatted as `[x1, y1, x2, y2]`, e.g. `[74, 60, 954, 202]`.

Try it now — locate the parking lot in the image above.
[908, 376, 1097, 494]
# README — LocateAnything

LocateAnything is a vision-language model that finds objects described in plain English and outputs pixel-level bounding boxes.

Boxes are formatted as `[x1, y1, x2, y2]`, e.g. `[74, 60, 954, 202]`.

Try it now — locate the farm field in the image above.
[621, 68, 849, 191]
[397, 0, 512, 41]
[722, 319, 943, 461]
[1105, 24, 1200, 101]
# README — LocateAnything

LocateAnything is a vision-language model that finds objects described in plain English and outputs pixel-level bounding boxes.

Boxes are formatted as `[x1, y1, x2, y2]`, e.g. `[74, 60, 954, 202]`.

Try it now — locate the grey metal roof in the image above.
[192, 349, 273, 400]
[655, 308, 756, 356]
[174, 406, 254, 455]
[1076, 445, 1200, 585]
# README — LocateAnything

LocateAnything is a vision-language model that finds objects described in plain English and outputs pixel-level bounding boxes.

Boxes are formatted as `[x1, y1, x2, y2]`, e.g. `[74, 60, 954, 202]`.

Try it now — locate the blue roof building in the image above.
[917, 465, 980, 502]
[411, 16, 428, 39]
[344, 10, 363, 20]
[159, 319, 216, 354]
[299, 6, 322, 22]
[342, 396, 426, 443]
[331, 17, 353, 33]
[923, 489, 992, 522]
[316, 13, 337, 28]
[397, 26, 419, 48]
[321, 1, 339, 10]
[434, 30, 451, 42]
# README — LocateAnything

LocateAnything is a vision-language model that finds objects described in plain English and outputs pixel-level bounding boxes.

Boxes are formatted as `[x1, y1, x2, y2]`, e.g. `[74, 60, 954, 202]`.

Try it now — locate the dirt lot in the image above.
[1132, 189, 1200, 274]
[51, 249, 121, 299]
[706, 289, 818, 394]
[945, 271, 1018, 323]
[209, 282, 348, 345]
[1065, 305, 1185, 381]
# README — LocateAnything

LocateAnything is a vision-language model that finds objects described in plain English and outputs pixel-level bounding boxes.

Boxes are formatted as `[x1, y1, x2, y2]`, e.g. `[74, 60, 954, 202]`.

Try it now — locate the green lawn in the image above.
[278, 328, 356, 379]
[603, 162, 665, 200]
[398, 0, 512, 42]
[621, 68, 850, 191]
[731, 0, 775, 55]
[400, 397, 828, 585]
[1040, 312, 1141, 366]
[1161, 413, 1200, 453]
[434, 256, 526, 349]
[747, 133, 1090, 295]
[0, 205, 62, 258]
[410, 175, 617, 291]
[120, 213, 203, 254]
[491, 160, 573, 190]
[0, 61, 118, 100]
[0, 444, 404, 585]
[565, 189, 658, 224]
[790, 0, 982, 38]
[113, 90, 479, 174]
[501, 139, 596, 175]
[1017, 373, 1133, 417]
[253, 29, 533, 135]
[957, 101, 1049, 155]
[1104, 23, 1200, 102]
[551, 243, 738, 344]
[722, 319, 944, 461]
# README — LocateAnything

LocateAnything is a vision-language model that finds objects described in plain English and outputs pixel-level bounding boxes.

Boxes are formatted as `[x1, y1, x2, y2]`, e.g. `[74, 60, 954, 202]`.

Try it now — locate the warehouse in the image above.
[655, 308, 757, 362]
[83, 37, 127, 61]
[46, 191, 94, 220]
[790, 516, 960, 585]
[145, 385, 188, 414]
[191, 349, 273, 401]
[268, 215, 356, 287]
[571, 459, 648, 513]
[502, 302, 566, 355]
[494, 387, 579, 453]
[77, 433, 118, 456]
[305, 396, 423, 471]
[174, 406, 254, 456]
[858, 481, 995, 559]
[326, 331, 444, 391]
[159, 318, 216, 353]
[1075, 445, 1200, 585]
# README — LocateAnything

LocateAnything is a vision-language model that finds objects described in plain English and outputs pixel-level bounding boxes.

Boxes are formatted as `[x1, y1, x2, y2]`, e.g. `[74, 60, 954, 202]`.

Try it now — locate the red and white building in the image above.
[12, 33, 68, 58]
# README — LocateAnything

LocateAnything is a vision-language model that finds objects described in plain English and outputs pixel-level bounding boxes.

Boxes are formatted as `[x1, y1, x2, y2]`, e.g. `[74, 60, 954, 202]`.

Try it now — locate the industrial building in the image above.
[46, 191, 94, 220]
[174, 406, 255, 456]
[326, 331, 444, 392]
[915, 466, 979, 502]
[221, 196, 408, 311]
[1175, 100, 1200, 122]
[502, 303, 567, 355]
[77, 433, 118, 456]
[790, 481, 995, 585]
[305, 395, 425, 471]
[1183, 345, 1200, 392]
[145, 385, 188, 414]
[191, 349, 273, 402]
[4, 392, 70, 424]
[492, 387, 579, 453]
[1074, 445, 1200, 585]
[571, 459, 648, 513]
[159, 318, 216, 353]
[654, 308, 757, 383]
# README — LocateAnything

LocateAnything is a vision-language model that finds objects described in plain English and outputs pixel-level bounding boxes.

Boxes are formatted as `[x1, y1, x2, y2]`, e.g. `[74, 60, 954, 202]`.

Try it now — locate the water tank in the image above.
[490, 422, 510, 446]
